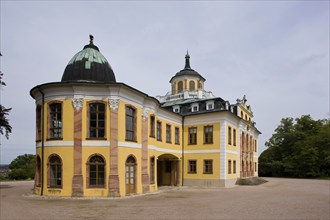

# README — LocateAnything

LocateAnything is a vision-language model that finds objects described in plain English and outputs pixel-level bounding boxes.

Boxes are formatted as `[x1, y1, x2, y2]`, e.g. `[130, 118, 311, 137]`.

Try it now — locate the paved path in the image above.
[0, 178, 329, 219]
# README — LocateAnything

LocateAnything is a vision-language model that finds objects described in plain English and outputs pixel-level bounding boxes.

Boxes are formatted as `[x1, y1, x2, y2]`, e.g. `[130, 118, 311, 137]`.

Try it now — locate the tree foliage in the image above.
[8, 154, 35, 180]
[259, 115, 330, 178]
[0, 55, 12, 139]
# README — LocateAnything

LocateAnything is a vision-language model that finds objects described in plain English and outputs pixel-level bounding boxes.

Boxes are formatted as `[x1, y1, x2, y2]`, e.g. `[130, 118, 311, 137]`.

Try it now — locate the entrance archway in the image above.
[157, 154, 180, 186]
[125, 155, 136, 195]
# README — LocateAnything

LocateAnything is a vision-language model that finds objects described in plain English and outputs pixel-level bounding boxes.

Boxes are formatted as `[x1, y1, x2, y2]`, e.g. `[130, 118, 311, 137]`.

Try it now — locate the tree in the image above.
[259, 115, 329, 178]
[8, 154, 35, 180]
[0, 52, 12, 139]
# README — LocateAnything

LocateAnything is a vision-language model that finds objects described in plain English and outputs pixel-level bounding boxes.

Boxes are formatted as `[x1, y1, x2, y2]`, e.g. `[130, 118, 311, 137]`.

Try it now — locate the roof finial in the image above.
[185, 50, 191, 69]
[89, 34, 94, 45]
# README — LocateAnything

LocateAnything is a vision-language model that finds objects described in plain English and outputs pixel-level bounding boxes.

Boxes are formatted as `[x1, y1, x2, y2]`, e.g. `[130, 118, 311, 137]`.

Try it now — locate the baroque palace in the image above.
[30, 36, 260, 197]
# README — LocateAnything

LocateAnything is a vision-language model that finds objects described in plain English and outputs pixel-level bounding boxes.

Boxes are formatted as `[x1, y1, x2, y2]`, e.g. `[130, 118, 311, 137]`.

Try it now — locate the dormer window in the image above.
[191, 103, 199, 112]
[173, 105, 180, 113]
[206, 101, 214, 110]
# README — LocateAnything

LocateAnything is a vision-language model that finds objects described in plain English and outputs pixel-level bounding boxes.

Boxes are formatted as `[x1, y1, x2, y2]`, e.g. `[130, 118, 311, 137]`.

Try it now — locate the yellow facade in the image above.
[31, 39, 260, 197]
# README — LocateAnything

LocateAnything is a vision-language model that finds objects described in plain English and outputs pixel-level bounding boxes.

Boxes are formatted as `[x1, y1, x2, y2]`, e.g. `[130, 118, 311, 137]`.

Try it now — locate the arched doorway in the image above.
[125, 155, 136, 195]
[157, 154, 180, 186]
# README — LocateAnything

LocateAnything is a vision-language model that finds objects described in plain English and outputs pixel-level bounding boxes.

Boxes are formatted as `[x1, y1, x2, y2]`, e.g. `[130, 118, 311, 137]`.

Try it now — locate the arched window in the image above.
[88, 155, 105, 187]
[198, 81, 203, 89]
[48, 155, 62, 188]
[189, 81, 195, 91]
[35, 155, 41, 187]
[171, 83, 175, 94]
[177, 81, 183, 92]
[126, 106, 136, 141]
[89, 102, 105, 139]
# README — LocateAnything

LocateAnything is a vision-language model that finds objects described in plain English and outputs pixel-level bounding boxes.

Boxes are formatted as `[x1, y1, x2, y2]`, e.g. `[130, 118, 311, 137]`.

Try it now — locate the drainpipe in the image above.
[38, 88, 45, 196]
[181, 116, 185, 186]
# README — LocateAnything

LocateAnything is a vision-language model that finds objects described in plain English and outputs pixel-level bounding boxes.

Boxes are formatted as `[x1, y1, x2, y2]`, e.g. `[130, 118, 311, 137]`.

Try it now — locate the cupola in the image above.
[170, 52, 205, 94]
[61, 35, 116, 83]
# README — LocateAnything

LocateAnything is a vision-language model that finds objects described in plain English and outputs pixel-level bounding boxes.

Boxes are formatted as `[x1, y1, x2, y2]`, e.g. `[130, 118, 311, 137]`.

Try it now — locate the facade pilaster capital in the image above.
[72, 98, 83, 111]
[109, 97, 120, 110]
[142, 108, 150, 119]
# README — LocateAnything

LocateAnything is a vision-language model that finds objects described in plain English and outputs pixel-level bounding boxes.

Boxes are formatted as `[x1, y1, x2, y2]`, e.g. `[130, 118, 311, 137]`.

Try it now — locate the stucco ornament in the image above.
[109, 98, 120, 110]
[142, 108, 150, 119]
[72, 98, 83, 111]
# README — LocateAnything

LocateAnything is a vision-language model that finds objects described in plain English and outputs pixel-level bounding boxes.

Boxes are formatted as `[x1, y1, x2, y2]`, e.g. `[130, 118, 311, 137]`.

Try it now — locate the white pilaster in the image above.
[219, 120, 226, 180]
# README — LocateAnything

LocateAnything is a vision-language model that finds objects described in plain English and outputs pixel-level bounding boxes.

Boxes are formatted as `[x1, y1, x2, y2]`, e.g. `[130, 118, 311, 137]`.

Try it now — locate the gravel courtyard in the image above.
[0, 178, 329, 219]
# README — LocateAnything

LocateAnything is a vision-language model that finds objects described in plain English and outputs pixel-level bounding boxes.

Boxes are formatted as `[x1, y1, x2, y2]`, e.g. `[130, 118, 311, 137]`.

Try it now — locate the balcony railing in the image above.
[156, 90, 216, 103]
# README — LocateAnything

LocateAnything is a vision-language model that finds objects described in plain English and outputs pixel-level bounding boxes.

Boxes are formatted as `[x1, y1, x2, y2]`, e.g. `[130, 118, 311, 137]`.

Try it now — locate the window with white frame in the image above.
[173, 105, 180, 113]
[206, 101, 214, 110]
[191, 103, 199, 112]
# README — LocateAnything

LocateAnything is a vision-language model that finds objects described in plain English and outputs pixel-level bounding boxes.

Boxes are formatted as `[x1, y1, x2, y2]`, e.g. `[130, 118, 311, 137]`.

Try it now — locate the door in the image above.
[125, 156, 136, 195]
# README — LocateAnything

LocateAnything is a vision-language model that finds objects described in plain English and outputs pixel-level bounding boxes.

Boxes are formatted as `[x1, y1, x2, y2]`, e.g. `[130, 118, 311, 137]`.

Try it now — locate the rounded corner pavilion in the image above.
[30, 36, 260, 197]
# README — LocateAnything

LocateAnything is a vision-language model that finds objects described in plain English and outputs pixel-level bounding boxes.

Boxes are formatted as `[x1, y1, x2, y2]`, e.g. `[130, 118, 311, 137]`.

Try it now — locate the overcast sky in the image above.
[0, 1, 329, 164]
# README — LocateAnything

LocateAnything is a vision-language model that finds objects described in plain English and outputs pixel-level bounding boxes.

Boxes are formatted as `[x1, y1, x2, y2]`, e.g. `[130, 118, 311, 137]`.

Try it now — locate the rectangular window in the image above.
[49, 103, 62, 139]
[125, 106, 136, 141]
[246, 135, 249, 151]
[228, 160, 232, 174]
[228, 127, 232, 145]
[150, 157, 155, 184]
[175, 127, 180, 144]
[36, 105, 41, 141]
[203, 160, 213, 174]
[204, 125, 213, 144]
[233, 129, 236, 146]
[150, 115, 155, 138]
[166, 124, 171, 143]
[89, 103, 105, 139]
[157, 121, 162, 141]
[255, 162, 257, 172]
[255, 140, 257, 152]
[188, 160, 197, 173]
[189, 127, 197, 145]
[233, 160, 236, 174]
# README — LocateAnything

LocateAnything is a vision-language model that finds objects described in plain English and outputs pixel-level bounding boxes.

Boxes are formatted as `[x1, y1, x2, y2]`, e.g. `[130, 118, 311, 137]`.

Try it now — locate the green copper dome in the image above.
[61, 35, 116, 83]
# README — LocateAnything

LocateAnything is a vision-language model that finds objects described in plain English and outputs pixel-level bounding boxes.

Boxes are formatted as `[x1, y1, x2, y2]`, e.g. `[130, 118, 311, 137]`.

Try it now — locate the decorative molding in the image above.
[82, 141, 110, 147]
[72, 98, 83, 111]
[36, 141, 74, 147]
[148, 145, 181, 154]
[118, 141, 142, 149]
[142, 108, 150, 119]
[109, 98, 120, 110]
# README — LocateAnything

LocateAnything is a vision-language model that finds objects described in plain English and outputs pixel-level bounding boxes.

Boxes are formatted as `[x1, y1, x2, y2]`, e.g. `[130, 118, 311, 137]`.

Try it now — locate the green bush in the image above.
[8, 154, 35, 180]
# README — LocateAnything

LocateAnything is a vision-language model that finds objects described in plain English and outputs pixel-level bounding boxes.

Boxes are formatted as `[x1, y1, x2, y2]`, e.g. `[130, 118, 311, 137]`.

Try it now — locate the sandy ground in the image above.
[0, 178, 329, 219]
